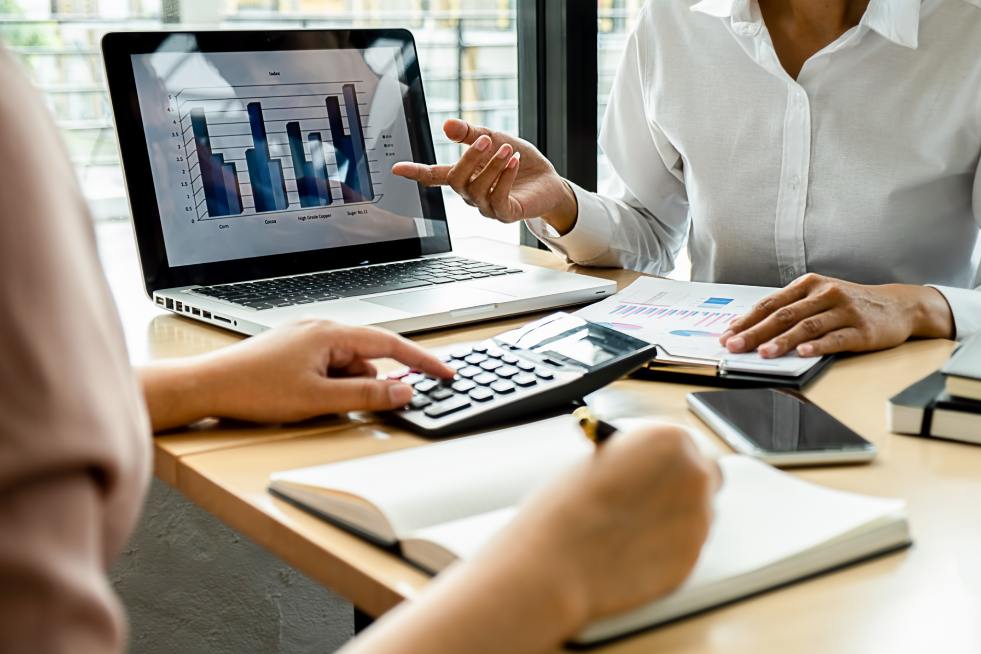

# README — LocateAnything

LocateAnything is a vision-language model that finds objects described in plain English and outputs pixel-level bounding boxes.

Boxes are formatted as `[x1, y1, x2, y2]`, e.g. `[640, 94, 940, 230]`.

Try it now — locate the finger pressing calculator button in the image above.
[516, 360, 535, 372]
[424, 395, 472, 418]
[414, 379, 440, 393]
[479, 359, 503, 372]
[409, 395, 432, 410]
[458, 366, 482, 379]
[469, 387, 494, 402]
[513, 373, 538, 387]
[452, 379, 477, 393]
[535, 368, 555, 380]
[495, 365, 519, 379]
[474, 372, 498, 386]
[490, 380, 515, 394]
[430, 387, 455, 402]
[464, 353, 488, 365]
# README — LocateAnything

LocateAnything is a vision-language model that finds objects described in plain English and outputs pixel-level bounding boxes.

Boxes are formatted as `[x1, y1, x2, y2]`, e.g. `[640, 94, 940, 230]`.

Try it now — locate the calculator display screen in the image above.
[539, 333, 617, 367]
[494, 313, 649, 370]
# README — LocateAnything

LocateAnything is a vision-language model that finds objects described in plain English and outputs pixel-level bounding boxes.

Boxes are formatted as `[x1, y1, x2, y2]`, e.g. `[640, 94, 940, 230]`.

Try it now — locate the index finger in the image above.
[722, 282, 811, 344]
[328, 326, 455, 379]
[391, 162, 453, 187]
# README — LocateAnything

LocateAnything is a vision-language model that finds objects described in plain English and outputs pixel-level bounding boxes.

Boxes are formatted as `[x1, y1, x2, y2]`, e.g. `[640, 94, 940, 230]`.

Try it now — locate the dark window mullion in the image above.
[517, 0, 598, 247]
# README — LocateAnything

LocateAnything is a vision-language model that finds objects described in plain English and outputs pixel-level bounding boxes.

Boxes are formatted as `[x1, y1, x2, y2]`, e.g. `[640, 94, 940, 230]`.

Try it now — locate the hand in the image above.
[342, 424, 720, 654]
[493, 425, 720, 629]
[720, 273, 955, 359]
[141, 320, 454, 430]
[392, 118, 579, 234]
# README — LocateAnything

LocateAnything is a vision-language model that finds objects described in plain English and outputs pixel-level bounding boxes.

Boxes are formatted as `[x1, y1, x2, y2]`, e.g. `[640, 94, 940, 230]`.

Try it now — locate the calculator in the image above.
[387, 312, 657, 437]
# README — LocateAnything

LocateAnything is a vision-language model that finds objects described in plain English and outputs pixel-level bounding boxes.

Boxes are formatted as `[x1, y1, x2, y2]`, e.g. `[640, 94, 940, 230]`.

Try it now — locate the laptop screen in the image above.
[129, 45, 434, 268]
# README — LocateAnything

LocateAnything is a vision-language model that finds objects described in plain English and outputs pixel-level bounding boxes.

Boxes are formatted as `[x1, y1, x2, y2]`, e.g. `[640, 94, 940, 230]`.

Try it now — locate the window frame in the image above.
[517, 0, 598, 247]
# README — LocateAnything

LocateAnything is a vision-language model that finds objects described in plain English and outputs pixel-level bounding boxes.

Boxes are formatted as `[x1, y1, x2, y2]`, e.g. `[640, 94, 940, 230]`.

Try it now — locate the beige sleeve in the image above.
[0, 49, 151, 653]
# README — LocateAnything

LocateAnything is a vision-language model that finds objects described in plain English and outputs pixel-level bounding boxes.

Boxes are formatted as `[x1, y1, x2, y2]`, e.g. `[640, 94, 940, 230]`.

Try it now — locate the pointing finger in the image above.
[391, 162, 452, 187]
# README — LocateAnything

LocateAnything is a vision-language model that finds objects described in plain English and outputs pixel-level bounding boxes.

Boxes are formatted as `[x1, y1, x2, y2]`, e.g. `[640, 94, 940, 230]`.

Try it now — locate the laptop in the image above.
[102, 29, 614, 335]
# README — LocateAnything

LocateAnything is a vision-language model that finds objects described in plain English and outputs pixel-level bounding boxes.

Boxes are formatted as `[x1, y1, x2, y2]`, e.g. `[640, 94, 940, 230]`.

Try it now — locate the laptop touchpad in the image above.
[364, 286, 513, 315]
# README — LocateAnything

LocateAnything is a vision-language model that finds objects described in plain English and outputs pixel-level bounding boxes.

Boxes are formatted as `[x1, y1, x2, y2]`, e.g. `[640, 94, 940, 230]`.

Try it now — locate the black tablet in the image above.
[102, 29, 449, 295]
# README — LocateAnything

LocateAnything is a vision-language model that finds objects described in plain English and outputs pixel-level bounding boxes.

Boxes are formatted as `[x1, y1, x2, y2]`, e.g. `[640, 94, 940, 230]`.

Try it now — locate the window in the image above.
[597, 0, 642, 191]
[0, 0, 519, 242]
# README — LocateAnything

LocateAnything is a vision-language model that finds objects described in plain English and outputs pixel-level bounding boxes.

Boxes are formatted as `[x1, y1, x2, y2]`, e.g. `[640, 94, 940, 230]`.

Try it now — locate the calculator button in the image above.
[409, 395, 432, 410]
[449, 347, 471, 359]
[513, 373, 538, 387]
[464, 353, 488, 365]
[448, 359, 468, 371]
[430, 387, 455, 401]
[402, 373, 425, 385]
[469, 387, 495, 402]
[516, 360, 535, 372]
[501, 354, 519, 365]
[486, 347, 505, 359]
[388, 368, 410, 380]
[472, 344, 489, 354]
[452, 379, 477, 393]
[458, 366, 482, 379]
[474, 372, 498, 386]
[495, 365, 519, 379]
[479, 359, 503, 372]
[535, 368, 555, 380]
[490, 380, 515, 394]
[414, 379, 440, 394]
[424, 395, 471, 418]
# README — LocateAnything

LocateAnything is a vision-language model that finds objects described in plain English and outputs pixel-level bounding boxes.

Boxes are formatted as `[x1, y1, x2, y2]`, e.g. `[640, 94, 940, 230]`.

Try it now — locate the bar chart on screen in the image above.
[178, 81, 383, 221]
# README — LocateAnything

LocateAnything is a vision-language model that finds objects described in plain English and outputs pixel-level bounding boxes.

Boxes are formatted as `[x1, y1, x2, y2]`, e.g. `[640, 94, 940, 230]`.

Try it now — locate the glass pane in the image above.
[0, 0, 519, 244]
[597, 0, 690, 278]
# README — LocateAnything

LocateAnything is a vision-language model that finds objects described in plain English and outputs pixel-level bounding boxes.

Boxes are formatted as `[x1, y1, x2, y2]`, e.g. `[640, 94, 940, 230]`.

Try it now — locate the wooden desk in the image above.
[108, 233, 981, 653]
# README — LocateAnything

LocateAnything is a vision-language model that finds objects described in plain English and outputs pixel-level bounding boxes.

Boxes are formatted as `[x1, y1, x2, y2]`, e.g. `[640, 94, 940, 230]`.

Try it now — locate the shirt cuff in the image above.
[526, 182, 611, 265]
[928, 285, 981, 340]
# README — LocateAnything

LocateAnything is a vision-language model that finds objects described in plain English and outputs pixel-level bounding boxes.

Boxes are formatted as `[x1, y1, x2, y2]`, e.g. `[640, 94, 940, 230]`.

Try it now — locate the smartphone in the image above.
[687, 388, 875, 466]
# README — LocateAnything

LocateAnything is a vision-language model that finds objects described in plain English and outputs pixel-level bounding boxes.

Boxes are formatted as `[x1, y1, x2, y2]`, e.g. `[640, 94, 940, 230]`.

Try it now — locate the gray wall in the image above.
[111, 479, 354, 654]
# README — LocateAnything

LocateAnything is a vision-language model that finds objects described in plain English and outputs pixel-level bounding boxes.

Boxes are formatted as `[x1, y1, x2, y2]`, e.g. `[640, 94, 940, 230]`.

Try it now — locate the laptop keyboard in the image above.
[191, 257, 523, 310]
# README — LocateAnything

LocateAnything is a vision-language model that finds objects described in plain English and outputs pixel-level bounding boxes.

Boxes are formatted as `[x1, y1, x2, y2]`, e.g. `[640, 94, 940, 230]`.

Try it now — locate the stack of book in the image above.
[888, 333, 981, 444]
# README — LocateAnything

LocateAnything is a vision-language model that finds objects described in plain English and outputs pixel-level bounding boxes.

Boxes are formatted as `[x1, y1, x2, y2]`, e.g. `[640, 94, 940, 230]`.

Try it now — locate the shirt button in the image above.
[735, 22, 759, 36]
[789, 175, 801, 191]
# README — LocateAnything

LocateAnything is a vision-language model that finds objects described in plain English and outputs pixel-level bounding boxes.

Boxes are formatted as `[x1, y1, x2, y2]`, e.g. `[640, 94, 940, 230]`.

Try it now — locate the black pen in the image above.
[573, 406, 618, 445]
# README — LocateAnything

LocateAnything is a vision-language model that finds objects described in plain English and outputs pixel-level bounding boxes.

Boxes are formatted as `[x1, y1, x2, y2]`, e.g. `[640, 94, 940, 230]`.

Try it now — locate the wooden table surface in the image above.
[106, 232, 981, 653]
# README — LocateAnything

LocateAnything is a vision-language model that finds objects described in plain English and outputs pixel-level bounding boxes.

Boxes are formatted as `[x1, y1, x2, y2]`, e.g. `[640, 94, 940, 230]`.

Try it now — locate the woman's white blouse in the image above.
[530, 0, 981, 337]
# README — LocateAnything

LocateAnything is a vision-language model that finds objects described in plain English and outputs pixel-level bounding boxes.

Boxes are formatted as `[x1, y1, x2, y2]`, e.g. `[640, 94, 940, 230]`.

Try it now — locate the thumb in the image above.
[444, 118, 492, 145]
[319, 378, 414, 413]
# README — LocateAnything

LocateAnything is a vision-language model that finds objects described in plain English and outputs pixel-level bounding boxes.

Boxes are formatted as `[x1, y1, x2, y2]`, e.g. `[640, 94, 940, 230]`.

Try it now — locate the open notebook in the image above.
[269, 416, 910, 645]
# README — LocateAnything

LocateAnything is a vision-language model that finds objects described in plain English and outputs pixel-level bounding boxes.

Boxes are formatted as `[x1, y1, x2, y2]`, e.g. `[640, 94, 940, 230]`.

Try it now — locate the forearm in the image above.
[138, 358, 222, 432]
[344, 535, 585, 654]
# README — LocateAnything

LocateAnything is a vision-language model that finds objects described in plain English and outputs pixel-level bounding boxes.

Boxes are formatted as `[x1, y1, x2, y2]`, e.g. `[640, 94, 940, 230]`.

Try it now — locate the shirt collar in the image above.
[690, 0, 922, 49]
[861, 0, 921, 49]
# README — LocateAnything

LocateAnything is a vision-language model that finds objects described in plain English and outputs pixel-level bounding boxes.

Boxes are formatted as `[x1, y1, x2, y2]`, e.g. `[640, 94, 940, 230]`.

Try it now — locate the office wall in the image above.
[110, 479, 353, 654]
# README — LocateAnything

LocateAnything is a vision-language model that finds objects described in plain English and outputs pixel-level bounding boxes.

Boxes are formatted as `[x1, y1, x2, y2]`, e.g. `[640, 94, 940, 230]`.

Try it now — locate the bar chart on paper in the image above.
[601, 298, 741, 338]
[179, 81, 381, 221]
